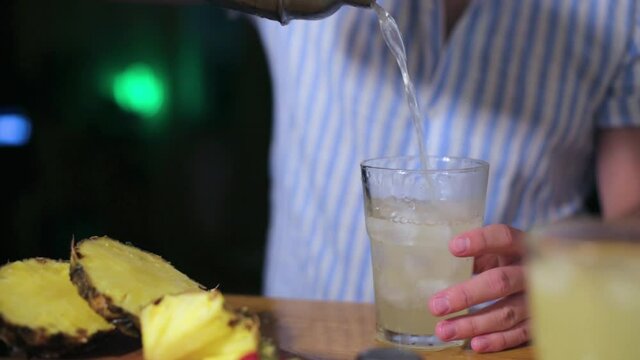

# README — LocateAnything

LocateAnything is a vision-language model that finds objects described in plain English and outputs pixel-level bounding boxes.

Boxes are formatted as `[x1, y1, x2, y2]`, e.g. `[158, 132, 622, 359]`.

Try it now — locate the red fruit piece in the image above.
[240, 352, 259, 360]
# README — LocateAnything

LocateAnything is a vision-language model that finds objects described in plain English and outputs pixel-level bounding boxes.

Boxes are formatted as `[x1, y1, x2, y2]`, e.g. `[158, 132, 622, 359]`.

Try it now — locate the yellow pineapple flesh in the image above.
[0, 258, 114, 356]
[140, 291, 259, 360]
[71, 236, 204, 335]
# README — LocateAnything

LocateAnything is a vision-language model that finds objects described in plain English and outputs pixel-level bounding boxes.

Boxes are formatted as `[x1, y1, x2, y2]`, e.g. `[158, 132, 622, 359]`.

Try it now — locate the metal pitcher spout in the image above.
[207, 0, 374, 25]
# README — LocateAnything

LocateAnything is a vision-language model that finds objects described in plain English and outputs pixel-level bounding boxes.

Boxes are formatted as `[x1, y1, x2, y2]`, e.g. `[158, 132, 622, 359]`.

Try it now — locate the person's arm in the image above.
[596, 128, 640, 220]
[426, 106, 640, 353]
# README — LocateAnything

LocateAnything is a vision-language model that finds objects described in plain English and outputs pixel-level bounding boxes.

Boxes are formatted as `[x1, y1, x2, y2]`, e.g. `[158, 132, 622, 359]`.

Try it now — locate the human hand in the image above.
[427, 224, 529, 353]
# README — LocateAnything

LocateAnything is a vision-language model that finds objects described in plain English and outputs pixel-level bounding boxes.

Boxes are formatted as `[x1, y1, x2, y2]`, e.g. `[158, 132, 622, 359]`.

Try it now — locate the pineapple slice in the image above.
[0, 258, 114, 357]
[70, 236, 203, 336]
[140, 291, 259, 360]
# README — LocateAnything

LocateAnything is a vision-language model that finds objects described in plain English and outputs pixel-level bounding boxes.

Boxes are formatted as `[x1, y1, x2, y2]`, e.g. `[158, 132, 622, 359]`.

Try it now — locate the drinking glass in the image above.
[527, 219, 640, 360]
[360, 155, 489, 349]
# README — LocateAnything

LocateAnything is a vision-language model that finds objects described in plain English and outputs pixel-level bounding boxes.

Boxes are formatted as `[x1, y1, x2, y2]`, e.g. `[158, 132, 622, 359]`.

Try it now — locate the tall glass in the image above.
[360, 156, 489, 350]
[527, 219, 640, 360]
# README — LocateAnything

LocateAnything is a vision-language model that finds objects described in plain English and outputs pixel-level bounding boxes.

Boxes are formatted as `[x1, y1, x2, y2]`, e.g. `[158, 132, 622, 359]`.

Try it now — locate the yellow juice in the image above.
[365, 197, 481, 349]
[529, 242, 640, 360]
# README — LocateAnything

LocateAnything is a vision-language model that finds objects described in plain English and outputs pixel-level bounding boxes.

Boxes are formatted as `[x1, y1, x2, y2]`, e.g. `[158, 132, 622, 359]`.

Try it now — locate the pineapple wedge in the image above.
[140, 291, 259, 360]
[70, 236, 204, 336]
[0, 258, 114, 357]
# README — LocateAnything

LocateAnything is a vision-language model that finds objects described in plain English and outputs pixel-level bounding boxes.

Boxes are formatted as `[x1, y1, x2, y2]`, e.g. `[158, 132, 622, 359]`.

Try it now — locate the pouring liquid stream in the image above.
[373, 2, 429, 169]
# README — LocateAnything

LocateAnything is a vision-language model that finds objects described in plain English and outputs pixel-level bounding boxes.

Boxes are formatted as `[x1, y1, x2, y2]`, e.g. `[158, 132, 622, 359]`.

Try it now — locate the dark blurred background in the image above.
[0, 0, 272, 295]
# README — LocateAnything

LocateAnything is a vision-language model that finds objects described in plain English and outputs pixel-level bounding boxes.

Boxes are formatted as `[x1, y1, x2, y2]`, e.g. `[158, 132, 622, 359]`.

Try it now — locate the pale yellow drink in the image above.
[361, 156, 489, 349]
[366, 198, 480, 348]
[529, 239, 640, 359]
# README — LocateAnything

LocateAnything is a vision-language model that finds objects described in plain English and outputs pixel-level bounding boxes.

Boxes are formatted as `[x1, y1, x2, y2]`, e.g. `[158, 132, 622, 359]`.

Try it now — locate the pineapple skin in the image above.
[140, 291, 260, 360]
[0, 317, 110, 358]
[69, 236, 204, 338]
[70, 240, 141, 337]
[0, 258, 114, 358]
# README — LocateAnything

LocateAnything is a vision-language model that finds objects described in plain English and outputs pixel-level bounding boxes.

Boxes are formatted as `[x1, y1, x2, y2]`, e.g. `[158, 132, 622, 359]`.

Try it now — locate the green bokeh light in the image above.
[113, 63, 166, 119]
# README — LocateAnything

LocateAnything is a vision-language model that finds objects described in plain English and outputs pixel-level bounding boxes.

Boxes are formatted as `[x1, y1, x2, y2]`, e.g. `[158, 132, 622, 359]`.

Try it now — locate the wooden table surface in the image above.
[1, 295, 532, 360]
[225, 295, 533, 360]
[93, 295, 532, 360]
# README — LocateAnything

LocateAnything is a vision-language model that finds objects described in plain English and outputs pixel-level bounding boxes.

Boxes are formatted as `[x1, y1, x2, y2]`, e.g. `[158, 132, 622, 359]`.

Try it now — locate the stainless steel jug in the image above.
[207, 0, 373, 24]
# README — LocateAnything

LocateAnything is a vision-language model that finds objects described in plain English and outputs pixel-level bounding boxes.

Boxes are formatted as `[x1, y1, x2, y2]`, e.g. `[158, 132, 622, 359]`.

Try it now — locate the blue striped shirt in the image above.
[255, 0, 640, 302]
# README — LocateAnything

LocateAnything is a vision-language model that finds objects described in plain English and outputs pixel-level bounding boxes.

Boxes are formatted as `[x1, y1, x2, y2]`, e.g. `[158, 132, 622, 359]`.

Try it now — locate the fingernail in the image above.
[437, 322, 456, 340]
[452, 237, 470, 253]
[431, 297, 450, 315]
[472, 337, 489, 352]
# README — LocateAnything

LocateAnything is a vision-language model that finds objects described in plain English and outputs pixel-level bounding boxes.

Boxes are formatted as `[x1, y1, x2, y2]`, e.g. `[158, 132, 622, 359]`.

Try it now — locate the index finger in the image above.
[449, 224, 525, 257]
[429, 265, 526, 315]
